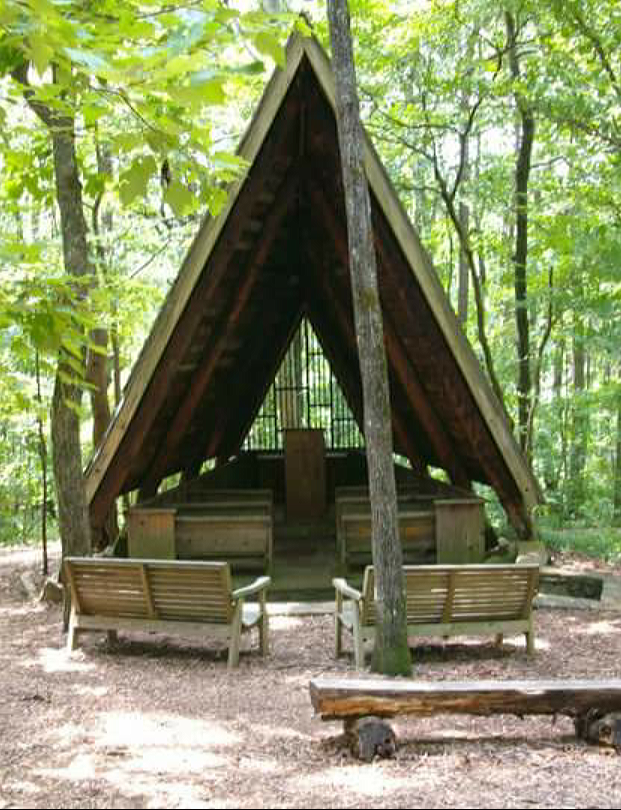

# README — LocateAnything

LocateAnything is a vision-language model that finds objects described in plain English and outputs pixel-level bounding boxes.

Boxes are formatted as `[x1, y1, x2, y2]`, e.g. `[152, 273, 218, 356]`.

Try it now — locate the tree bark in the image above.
[614, 370, 621, 526]
[49, 116, 93, 558]
[35, 351, 49, 576]
[327, 0, 411, 676]
[13, 63, 92, 560]
[90, 137, 119, 549]
[506, 11, 535, 454]
[569, 316, 588, 514]
[310, 678, 621, 721]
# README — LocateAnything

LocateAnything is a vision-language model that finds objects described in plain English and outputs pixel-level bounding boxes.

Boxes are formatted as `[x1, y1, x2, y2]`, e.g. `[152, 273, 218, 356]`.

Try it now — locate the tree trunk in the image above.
[457, 79, 471, 327]
[457, 201, 469, 326]
[13, 63, 93, 560]
[543, 339, 565, 495]
[327, 0, 411, 676]
[89, 137, 118, 549]
[569, 317, 588, 514]
[613, 370, 621, 525]
[506, 11, 535, 455]
[35, 351, 49, 576]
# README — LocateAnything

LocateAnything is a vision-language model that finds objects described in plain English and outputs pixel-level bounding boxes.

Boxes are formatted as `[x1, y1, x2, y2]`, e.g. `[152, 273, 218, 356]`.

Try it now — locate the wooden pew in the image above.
[127, 488, 274, 570]
[334, 564, 539, 669]
[175, 505, 273, 570]
[337, 505, 436, 567]
[334, 488, 435, 567]
[64, 557, 270, 668]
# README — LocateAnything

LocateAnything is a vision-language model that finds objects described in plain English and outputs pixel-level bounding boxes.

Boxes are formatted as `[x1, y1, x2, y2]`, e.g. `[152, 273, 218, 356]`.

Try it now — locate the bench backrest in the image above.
[359, 564, 539, 627]
[64, 557, 235, 624]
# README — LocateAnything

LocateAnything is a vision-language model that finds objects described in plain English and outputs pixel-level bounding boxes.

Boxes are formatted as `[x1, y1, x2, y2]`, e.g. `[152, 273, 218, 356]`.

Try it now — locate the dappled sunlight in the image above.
[576, 618, 621, 637]
[0, 603, 46, 619]
[97, 710, 240, 753]
[74, 684, 109, 698]
[533, 636, 551, 652]
[269, 615, 305, 631]
[36, 710, 245, 807]
[30, 645, 96, 674]
[295, 763, 416, 797]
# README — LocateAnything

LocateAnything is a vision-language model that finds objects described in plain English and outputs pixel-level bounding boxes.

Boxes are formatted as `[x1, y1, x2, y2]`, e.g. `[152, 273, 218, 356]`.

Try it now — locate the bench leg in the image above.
[335, 592, 343, 658]
[259, 611, 269, 657]
[525, 619, 535, 655]
[351, 606, 365, 670]
[67, 609, 79, 653]
[335, 614, 343, 659]
[107, 630, 118, 646]
[228, 601, 244, 669]
[494, 633, 504, 648]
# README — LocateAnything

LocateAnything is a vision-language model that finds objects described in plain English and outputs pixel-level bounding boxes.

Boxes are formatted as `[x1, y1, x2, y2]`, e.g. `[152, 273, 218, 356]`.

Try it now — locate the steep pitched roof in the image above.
[85, 35, 542, 537]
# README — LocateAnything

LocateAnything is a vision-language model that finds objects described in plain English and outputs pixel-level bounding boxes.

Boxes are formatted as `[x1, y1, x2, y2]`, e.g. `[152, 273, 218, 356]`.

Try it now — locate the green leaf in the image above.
[164, 180, 196, 217]
[29, 34, 54, 77]
[118, 156, 157, 206]
[177, 79, 226, 106]
[252, 32, 284, 67]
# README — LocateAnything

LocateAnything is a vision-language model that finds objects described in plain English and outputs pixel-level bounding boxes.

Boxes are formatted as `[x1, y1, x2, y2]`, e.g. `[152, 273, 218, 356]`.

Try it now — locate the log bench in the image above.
[64, 557, 271, 668]
[310, 678, 621, 760]
[334, 564, 539, 669]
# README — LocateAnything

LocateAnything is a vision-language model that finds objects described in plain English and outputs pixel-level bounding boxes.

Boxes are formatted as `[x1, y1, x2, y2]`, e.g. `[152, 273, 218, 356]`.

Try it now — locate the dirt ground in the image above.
[1, 545, 620, 810]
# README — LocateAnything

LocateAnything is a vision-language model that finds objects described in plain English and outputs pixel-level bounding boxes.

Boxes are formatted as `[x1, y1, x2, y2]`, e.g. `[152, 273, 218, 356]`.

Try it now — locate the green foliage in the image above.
[538, 523, 621, 564]
[0, 0, 295, 544]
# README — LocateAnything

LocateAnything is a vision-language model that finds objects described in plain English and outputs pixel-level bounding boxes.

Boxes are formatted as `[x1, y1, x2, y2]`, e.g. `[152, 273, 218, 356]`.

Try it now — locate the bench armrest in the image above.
[333, 578, 362, 601]
[232, 576, 271, 601]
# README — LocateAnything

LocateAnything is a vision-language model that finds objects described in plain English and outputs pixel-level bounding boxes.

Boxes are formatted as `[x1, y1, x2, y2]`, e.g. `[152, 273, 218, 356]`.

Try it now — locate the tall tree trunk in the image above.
[35, 351, 49, 576]
[89, 137, 118, 549]
[327, 0, 411, 676]
[457, 74, 471, 327]
[543, 339, 565, 495]
[14, 64, 92, 560]
[506, 11, 535, 455]
[569, 316, 588, 514]
[614, 370, 621, 526]
[458, 201, 470, 326]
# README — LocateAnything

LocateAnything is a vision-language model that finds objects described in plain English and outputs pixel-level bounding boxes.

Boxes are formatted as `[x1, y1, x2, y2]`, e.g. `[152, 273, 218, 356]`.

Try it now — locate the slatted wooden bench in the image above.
[334, 564, 539, 669]
[64, 557, 271, 668]
[310, 678, 621, 759]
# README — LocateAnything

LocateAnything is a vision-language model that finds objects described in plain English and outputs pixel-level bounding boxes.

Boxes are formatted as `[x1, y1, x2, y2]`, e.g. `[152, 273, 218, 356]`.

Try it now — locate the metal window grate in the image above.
[243, 318, 363, 451]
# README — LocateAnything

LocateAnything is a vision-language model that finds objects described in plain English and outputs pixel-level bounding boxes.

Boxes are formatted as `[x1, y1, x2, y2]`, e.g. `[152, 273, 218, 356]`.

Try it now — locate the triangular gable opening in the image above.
[85, 35, 541, 550]
[243, 317, 364, 452]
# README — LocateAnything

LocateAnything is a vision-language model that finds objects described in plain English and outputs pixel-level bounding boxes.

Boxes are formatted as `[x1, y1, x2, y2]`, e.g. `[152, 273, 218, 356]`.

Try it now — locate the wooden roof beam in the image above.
[301, 221, 427, 472]
[139, 172, 300, 495]
[88, 96, 301, 528]
[369, 200, 531, 535]
[306, 179, 464, 482]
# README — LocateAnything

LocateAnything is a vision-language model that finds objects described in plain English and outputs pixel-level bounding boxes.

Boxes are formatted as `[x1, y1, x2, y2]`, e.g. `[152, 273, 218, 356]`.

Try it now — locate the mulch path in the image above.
[1, 545, 620, 809]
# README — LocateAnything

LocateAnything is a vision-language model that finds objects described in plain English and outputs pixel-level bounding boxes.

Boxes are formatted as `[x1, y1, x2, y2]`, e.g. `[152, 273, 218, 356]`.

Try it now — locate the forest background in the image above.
[1, 0, 620, 564]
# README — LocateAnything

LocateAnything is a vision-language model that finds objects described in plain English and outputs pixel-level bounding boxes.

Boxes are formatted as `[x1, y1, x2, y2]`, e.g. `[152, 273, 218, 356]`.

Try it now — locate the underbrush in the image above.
[538, 522, 621, 564]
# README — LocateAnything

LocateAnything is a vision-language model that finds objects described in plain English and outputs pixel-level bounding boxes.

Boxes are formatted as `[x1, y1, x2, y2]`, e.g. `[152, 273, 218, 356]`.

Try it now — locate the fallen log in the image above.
[310, 678, 621, 758]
